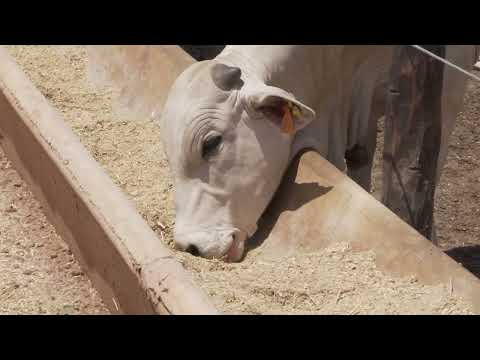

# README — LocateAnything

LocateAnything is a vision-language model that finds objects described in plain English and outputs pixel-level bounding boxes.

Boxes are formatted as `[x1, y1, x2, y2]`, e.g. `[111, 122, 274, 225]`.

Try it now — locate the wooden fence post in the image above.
[382, 45, 445, 241]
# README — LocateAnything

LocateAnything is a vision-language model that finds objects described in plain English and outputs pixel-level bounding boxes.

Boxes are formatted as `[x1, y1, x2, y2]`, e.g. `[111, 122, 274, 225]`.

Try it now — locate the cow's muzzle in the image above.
[174, 227, 248, 262]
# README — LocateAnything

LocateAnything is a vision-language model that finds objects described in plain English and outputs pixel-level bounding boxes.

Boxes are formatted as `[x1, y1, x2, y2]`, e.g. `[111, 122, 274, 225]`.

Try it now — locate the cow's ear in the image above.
[247, 85, 316, 134]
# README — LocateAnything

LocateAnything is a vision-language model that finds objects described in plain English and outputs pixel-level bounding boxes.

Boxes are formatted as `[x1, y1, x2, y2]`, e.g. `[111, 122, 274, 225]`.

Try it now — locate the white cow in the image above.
[159, 45, 476, 262]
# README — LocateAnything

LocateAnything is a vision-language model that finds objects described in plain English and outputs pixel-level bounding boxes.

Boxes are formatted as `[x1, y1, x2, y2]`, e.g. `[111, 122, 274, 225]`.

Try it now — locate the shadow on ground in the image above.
[445, 245, 480, 279]
[179, 46, 225, 61]
[246, 149, 333, 253]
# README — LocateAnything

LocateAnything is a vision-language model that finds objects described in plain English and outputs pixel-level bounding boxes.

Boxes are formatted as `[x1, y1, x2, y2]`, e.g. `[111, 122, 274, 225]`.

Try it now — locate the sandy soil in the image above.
[0, 147, 109, 314]
[5, 45, 478, 315]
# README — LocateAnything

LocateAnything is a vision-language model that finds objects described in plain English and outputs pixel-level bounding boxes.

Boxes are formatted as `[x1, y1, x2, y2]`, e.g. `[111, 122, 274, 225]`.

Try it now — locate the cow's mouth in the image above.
[174, 226, 248, 262]
[224, 230, 247, 262]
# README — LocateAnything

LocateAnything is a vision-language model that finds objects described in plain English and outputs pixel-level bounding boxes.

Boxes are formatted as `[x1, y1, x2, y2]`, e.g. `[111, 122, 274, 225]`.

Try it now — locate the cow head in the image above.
[159, 61, 315, 261]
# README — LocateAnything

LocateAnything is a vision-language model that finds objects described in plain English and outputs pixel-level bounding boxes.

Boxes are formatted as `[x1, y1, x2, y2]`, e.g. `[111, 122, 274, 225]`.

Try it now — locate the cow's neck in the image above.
[216, 46, 324, 106]
[215, 46, 352, 164]
[215, 45, 379, 113]
[215, 45, 394, 166]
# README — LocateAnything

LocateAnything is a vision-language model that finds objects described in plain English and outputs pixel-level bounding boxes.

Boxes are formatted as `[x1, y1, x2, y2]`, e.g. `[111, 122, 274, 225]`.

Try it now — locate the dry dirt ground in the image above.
[0, 147, 109, 314]
[4, 45, 479, 315]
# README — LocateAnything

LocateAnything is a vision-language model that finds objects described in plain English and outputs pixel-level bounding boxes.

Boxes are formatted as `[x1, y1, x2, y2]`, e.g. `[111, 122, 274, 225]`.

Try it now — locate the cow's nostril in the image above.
[186, 244, 200, 257]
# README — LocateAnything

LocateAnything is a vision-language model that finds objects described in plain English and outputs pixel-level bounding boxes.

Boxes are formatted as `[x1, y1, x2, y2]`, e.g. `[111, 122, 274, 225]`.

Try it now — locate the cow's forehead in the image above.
[173, 61, 220, 98]
[163, 61, 234, 124]
[160, 61, 234, 162]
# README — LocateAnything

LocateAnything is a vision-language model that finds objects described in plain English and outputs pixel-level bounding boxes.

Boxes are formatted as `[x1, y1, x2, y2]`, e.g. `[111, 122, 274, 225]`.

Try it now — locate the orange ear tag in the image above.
[281, 104, 295, 134]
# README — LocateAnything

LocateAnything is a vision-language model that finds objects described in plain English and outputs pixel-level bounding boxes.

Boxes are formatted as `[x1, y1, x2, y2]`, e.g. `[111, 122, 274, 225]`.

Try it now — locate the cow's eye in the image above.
[202, 135, 223, 159]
